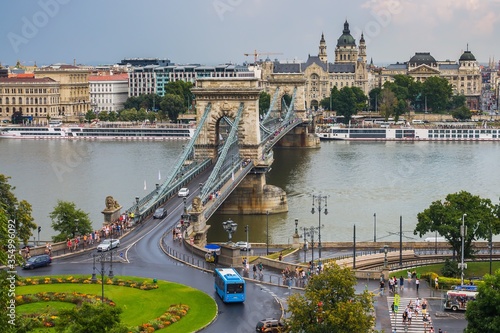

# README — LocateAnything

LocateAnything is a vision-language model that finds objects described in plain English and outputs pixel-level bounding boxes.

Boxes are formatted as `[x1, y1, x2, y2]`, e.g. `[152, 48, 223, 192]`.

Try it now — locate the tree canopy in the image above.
[55, 302, 128, 333]
[285, 263, 375, 333]
[49, 201, 93, 242]
[465, 269, 500, 333]
[421, 76, 453, 112]
[159, 94, 185, 122]
[0, 174, 36, 245]
[414, 191, 500, 258]
[259, 91, 271, 115]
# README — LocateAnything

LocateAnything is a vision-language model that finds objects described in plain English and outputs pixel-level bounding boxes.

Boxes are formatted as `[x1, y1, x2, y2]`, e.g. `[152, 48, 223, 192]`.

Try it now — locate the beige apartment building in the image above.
[35, 64, 91, 120]
[0, 77, 60, 123]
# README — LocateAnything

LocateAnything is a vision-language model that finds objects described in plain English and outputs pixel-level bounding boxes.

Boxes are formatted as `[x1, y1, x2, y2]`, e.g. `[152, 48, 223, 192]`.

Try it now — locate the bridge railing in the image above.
[202, 160, 255, 220]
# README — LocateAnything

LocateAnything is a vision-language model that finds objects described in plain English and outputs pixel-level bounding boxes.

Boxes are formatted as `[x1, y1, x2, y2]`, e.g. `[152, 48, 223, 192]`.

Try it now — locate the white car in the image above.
[96, 239, 120, 252]
[235, 241, 251, 251]
[178, 187, 190, 197]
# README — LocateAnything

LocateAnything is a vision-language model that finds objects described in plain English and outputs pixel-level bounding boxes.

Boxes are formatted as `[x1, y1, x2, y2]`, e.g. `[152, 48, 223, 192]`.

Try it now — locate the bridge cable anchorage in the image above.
[201, 102, 245, 201]
[126, 103, 213, 216]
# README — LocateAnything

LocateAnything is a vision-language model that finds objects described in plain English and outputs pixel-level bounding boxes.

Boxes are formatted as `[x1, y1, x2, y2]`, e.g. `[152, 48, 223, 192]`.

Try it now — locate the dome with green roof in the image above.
[336, 20, 356, 47]
[459, 50, 476, 62]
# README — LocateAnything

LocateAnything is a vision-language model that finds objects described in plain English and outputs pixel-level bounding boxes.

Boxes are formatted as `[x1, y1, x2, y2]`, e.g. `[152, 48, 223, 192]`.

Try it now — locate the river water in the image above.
[1, 139, 499, 244]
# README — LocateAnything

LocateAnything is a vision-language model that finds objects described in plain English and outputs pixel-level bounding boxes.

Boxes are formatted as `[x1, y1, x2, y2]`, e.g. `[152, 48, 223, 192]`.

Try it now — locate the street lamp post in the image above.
[461, 213, 467, 286]
[301, 227, 308, 263]
[222, 219, 238, 243]
[383, 245, 389, 269]
[74, 219, 79, 238]
[294, 218, 299, 236]
[373, 213, 377, 243]
[311, 194, 328, 260]
[92, 252, 114, 303]
[266, 211, 269, 255]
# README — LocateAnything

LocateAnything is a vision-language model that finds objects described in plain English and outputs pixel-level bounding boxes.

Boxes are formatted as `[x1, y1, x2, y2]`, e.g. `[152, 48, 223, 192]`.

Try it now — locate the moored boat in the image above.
[316, 124, 500, 141]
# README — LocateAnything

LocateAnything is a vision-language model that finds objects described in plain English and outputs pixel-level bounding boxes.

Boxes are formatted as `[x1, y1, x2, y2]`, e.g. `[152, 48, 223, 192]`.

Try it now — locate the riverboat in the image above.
[0, 124, 195, 140]
[316, 124, 500, 141]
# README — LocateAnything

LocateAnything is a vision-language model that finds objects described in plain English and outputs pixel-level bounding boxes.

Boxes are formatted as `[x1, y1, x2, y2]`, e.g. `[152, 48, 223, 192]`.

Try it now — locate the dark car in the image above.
[22, 254, 52, 269]
[153, 208, 167, 219]
[256, 318, 283, 332]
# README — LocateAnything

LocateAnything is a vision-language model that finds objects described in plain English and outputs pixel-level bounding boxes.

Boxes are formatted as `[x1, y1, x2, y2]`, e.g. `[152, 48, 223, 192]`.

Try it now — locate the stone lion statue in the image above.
[191, 196, 202, 212]
[105, 196, 120, 211]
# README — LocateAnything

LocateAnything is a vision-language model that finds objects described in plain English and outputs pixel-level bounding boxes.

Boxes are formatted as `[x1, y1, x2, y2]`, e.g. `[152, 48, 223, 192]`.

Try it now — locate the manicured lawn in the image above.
[390, 261, 500, 279]
[17, 275, 217, 332]
[16, 301, 75, 315]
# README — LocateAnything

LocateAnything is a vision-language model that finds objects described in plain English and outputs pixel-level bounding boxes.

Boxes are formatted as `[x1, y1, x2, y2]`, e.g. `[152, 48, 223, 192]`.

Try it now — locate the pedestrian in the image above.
[438, 329, 443, 333]
[416, 278, 420, 292]
[399, 275, 405, 291]
[422, 300, 428, 315]
[279, 252, 283, 261]
[435, 276, 439, 289]
[391, 302, 395, 316]
[407, 308, 412, 324]
[379, 280, 385, 296]
[252, 264, 257, 278]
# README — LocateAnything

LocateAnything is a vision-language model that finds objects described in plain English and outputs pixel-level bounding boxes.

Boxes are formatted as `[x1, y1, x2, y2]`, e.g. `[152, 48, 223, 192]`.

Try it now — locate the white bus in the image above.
[48, 119, 62, 127]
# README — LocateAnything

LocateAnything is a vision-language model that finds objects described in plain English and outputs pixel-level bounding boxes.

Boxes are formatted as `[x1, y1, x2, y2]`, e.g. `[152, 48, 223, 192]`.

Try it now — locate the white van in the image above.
[412, 119, 424, 124]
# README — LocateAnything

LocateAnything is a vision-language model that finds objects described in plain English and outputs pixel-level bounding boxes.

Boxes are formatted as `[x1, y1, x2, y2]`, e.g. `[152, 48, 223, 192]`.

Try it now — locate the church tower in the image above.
[359, 32, 367, 63]
[335, 20, 358, 63]
[318, 32, 327, 63]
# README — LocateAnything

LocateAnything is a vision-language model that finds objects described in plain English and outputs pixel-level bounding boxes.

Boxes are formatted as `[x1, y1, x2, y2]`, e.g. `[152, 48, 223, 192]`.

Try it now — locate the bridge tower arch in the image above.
[192, 78, 263, 161]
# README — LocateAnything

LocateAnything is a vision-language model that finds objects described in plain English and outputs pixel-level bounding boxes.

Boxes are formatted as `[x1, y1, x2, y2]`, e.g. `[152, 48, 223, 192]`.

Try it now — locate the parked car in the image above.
[97, 239, 120, 252]
[235, 241, 252, 251]
[153, 208, 167, 219]
[256, 318, 283, 332]
[22, 254, 52, 269]
[178, 187, 190, 197]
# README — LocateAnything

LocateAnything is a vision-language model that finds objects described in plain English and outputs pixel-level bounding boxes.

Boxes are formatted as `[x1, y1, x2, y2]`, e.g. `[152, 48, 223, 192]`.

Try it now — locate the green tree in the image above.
[452, 105, 472, 120]
[146, 111, 157, 123]
[379, 89, 397, 121]
[449, 94, 467, 110]
[259, 91, 271, 115]
[84, 110, 96, 123]
[108, 111, 118, 122]
[137, 108, 147, 122]
[414, 191, 500, 259]
[441, 258, 460, 277]
[55, 302, 128, 333]
[394, 99, 408, 122]
[0, 174, 36, 245]
[368, 87, 382, 111]
[335, 87, 357, 124]
[118, 109, 138, 122]
[49, 201, 93, 242]
[97, 111, 109, 122]
[285, 263, 375, 333]
[351, 86, 368, 111]
[164, 80, 194, 108]
[465, 269, 500, 333]
[422, 76, 453, 112]
[160, 93, 185, 122]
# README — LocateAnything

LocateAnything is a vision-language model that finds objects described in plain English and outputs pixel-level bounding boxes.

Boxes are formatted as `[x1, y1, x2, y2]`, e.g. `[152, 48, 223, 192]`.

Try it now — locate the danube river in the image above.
[1, 139, 500, 244]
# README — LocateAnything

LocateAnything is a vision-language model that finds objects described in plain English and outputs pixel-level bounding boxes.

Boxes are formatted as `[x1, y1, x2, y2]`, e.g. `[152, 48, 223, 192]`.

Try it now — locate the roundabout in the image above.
[15, 275, 217, 332]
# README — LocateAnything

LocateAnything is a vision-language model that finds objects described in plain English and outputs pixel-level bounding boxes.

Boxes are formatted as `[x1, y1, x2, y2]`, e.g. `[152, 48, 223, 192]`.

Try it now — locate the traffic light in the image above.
[38, 226, 41, 233]
[244, 225, 248, 232]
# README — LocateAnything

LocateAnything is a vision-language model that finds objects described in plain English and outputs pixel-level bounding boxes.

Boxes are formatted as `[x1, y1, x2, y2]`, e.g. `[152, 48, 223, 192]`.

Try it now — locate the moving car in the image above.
[153, 208, 167, 219]
[22, 254, 52, 269]
[97, 239, 120, 252]
[178, 187, 190, 197]
[235, 241, 252, 251]
[256, 318, 283, 332]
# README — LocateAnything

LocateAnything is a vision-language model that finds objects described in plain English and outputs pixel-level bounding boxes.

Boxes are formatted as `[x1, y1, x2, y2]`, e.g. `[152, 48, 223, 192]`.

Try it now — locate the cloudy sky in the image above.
[1, 0, 500, 67]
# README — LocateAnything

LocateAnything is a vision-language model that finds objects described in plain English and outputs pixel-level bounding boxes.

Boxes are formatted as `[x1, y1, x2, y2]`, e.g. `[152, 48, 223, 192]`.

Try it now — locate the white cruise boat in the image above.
[0, 124, 195, 140]
[316, 124, 500, 141]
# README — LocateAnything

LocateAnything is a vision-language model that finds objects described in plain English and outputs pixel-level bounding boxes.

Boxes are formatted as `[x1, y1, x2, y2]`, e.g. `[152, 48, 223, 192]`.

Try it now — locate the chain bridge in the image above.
[126, 77, 319, 245]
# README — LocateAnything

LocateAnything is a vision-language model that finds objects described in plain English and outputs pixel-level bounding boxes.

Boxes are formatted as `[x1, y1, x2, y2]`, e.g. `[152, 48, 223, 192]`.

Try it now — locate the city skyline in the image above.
[1, 0, 500, 67]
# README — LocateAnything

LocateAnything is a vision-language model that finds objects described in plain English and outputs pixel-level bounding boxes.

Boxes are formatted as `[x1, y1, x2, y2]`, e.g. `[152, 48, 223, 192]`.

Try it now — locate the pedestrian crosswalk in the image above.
[387, 296, 434, 333]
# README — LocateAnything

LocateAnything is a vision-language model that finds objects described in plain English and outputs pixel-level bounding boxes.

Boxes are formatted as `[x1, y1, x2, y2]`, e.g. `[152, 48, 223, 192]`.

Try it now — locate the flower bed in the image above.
[17, 276, 158, 290]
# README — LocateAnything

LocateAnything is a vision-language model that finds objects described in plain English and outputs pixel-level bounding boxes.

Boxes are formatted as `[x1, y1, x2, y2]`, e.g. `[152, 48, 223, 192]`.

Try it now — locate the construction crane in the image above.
[244, 50, 283, 64]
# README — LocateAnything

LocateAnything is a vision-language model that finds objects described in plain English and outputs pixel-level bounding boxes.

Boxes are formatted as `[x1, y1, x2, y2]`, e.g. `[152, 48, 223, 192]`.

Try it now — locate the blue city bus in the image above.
[214, 267, 246, 303]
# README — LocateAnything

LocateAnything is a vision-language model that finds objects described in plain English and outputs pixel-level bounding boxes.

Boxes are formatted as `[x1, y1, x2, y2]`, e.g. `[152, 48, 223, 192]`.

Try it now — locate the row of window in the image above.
[0, 106, 52, 115]
[0, 97, 59, 105]
[0, 88, 57, 94]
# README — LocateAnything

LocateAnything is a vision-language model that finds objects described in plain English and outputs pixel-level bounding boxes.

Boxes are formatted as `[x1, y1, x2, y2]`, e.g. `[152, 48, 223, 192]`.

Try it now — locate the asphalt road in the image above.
[18, 191, 286, 333]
